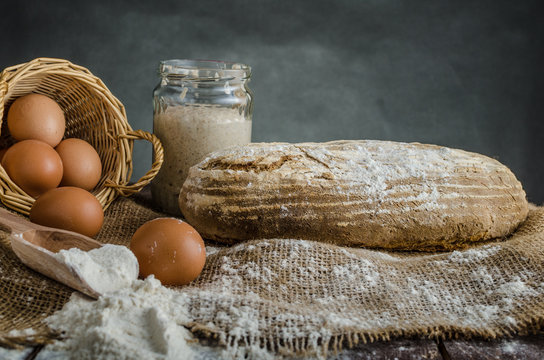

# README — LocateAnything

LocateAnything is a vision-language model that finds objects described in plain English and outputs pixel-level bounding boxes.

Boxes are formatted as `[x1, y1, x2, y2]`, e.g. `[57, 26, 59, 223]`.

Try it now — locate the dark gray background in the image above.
[2, 0, 543, 203]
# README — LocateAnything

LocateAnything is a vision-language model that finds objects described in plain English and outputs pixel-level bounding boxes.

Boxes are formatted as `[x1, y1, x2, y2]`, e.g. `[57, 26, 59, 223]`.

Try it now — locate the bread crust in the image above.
[179, 140, 528, 251]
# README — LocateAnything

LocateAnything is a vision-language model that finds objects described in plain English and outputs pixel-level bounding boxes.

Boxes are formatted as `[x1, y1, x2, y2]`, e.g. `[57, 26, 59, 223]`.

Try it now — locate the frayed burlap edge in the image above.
[189, 317, 544, 358]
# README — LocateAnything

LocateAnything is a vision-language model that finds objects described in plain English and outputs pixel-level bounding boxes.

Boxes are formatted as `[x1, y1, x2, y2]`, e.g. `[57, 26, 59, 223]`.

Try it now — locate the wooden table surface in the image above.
[1, 332, 542, 359]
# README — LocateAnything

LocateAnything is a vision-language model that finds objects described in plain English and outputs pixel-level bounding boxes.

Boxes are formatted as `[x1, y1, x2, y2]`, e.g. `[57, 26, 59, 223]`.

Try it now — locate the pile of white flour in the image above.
[45, 245, 196, 360]
[53, 244, 139, 294]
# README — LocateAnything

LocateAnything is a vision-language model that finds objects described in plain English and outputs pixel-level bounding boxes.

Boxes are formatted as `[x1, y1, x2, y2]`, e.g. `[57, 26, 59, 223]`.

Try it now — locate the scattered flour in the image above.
[53, 244, 139, 294]
[43, 244, 273, 360]
[0, 347, 34, 360]
[31, 237, 541, 360]
[7, 328, 36, 337]
[196, 140, 497, 211]
[44, 276, 194, 360]
[45, 245, 195, 359]
[447, 245, 500, 264]
[496, 277, 538, 297]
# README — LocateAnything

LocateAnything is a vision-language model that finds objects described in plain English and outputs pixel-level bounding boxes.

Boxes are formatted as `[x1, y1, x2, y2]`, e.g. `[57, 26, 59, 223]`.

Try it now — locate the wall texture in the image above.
[1, 0, 543, 203]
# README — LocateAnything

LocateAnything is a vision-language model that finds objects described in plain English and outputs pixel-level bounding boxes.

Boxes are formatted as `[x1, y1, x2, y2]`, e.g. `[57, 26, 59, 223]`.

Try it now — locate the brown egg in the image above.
[130, 218, 206, 286]
[56, 138, 102, 190]
[7, 94, 66, 147]
[1, 140, 63, 198]
[30, 187, 104, 237]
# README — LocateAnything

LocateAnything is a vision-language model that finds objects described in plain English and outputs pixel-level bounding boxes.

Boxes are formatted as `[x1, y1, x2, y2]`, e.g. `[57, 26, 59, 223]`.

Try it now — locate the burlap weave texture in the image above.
[1, 194, 543, 357]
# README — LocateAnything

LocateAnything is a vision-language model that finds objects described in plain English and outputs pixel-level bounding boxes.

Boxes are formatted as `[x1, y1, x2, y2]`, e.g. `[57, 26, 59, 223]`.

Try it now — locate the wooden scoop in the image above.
[0, 207, 103, 299]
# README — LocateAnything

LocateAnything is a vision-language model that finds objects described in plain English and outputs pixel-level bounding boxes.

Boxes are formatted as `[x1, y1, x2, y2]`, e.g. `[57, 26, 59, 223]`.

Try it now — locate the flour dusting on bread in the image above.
[179, 140, 528, 251]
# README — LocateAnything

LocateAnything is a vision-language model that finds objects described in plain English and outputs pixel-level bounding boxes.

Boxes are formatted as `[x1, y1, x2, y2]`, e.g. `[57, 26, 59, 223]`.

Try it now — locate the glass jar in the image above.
[151, 59, 253, 215]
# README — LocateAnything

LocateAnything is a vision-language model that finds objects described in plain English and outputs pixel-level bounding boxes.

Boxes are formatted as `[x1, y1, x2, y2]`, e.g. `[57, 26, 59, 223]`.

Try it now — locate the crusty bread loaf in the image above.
[178, 140, 528, 251]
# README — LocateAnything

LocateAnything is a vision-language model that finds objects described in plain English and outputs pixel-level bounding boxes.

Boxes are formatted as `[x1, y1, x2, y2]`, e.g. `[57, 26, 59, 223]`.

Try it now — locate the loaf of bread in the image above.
[178, 140, 528, 251]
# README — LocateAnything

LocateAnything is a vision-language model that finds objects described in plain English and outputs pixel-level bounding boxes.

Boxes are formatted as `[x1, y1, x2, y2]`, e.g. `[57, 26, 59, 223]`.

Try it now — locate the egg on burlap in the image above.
[130, 218, 206, 286]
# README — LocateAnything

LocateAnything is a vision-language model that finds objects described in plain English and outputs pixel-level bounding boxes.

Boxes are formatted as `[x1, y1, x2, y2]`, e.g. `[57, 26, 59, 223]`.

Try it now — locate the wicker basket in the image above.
[0, 57, 163, 216]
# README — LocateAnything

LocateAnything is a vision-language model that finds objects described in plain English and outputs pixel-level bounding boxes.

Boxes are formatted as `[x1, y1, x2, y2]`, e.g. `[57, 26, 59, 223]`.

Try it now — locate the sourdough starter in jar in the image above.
[151, 60, 253, 215]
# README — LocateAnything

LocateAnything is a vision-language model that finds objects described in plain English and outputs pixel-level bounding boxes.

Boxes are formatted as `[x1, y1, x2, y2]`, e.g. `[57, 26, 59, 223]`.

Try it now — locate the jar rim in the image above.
[159, 59, 251, 80]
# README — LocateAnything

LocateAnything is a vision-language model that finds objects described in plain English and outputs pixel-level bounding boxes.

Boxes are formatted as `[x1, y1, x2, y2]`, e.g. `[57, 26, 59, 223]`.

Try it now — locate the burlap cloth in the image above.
[1, 192, 543, 357]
